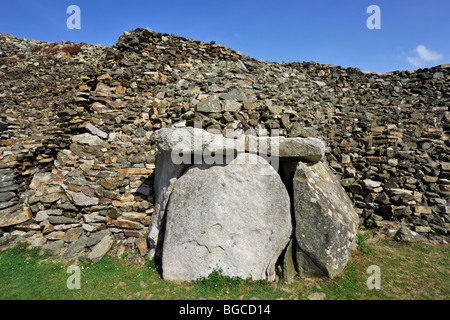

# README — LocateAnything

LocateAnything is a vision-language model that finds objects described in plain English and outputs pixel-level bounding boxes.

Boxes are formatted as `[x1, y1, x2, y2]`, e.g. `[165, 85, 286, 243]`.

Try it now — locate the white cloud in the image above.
[407, 45, 443, 67]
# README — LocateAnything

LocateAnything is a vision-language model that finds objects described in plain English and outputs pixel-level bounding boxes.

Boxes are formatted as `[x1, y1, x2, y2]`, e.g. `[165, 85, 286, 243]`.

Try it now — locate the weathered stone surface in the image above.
[308, 292, 326, 300]
[394, 226, 424, 242]
[82, 212, 107, 223]
[65, 190, 99, 207]
[282, 239, 297, 284]
[222, 100, 242, 112]
[43, 209, 63, 216]
[48, 216, 79, 225]
[0, 201, 17, 210]
[362, 179, 383, 189]
[88, 234, 113, 263]
[0, 170, 15, 184]
[0, 183, 19, 193]
[35, 210, 49, 222]
[153, 127, 325, 162]
[114, 217, 144, 229]
[0, 205, 33, 227]
[295, 243, 329, 278]
[63, 227, 83, 242]
[196, 95, 222, 113]
[147, 152, 188, 260]
[46, 231, 65, 241]
[85, 123, 108, 139]
[62, 235, 89, 259]
[72, 133, 103, 146]
[29, 172, 63, 190]
[293, 161, 359, 278]
[86, 230, 111, 247]
[136, 238, 148, 256]
[26, 236, 47, 248]
[415, 226, 432, 233]
[254, 136, 325, 161]
[40, 240, 65, 256]
[153, 127, 244, 159]
[162, 153, 292, 281]
[0, 192, 15, 202]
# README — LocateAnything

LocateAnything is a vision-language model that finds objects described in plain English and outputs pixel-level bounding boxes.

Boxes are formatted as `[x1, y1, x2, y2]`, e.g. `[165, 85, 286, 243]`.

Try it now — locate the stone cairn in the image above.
[0, 27, 449, 274]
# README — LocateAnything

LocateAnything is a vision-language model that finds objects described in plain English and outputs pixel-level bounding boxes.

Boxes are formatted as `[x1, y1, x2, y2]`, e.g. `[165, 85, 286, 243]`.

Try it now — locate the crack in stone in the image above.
[184, 240, 225, 254]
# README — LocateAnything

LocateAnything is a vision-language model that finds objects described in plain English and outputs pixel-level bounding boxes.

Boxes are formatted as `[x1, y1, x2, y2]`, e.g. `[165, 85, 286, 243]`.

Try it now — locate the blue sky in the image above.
[1, 0, 449, 73]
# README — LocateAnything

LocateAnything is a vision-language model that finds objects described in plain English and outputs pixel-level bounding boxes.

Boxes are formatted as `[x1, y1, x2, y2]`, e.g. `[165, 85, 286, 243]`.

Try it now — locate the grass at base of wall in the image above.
[0, 237, 448, 300]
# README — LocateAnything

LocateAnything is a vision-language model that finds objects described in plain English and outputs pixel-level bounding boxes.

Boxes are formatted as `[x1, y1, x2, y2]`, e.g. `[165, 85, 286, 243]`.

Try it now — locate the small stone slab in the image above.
[0, 204, 33, 227]
[88, 235, 113, 263]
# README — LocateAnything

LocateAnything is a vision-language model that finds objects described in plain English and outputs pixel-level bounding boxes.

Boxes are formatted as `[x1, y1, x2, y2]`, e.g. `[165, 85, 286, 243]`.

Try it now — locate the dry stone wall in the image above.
[0, 27, 449, 266]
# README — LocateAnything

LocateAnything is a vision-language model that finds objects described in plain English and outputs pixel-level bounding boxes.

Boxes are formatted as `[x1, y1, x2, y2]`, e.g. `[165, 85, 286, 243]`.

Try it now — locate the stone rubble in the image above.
[0, 27, 449, 267]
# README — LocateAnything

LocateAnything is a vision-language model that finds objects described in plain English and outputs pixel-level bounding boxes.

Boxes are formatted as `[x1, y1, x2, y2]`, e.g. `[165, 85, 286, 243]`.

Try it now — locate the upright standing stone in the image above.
[147, 152, 188, 260]
[162, 153, 292, 282]
[282, 239, 298, 283]
[293, 161, 358, 278]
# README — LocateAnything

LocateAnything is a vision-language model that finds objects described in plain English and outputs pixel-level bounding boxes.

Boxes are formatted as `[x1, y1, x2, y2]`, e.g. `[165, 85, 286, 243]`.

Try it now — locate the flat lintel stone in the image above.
[152, 127, 325, 162]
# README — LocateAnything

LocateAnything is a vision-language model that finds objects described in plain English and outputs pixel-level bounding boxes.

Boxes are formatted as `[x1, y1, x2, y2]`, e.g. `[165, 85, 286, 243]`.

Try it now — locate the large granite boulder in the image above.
[293, 161, 359, 278]
[161, 153, 292, 282]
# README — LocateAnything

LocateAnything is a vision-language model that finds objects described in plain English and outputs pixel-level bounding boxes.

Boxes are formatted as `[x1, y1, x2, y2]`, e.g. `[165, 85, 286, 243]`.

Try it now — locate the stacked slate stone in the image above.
[0, 27, 449, 265]
[0, 168, 20, 218]
[0, 118, 27, 233]
[0, 118, 18, 211]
